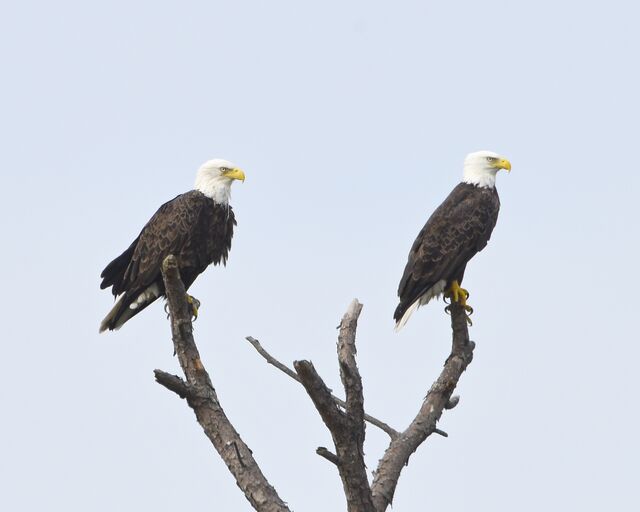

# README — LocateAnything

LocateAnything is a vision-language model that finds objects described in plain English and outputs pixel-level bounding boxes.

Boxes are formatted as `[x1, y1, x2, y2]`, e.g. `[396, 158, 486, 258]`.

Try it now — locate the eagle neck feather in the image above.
[461, 168, 497, 189]
[194, 173, 233, 204]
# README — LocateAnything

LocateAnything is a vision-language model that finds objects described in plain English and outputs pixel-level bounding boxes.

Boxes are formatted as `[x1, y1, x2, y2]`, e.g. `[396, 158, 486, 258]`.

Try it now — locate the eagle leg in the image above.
[187, 294, 201, 321]
[444, 280, 473, 326]
[163, 296, 201, 321]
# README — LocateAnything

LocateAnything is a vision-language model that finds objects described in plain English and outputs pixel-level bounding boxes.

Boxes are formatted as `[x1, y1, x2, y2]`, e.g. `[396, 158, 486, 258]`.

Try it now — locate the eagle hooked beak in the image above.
[495, 158, 511, 173]
[223, 168, 246, 182]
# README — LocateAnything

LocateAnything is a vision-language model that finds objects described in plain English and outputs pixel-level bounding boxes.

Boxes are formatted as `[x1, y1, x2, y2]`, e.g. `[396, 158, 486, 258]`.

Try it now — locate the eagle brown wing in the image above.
[101, 191, 234, 298]
[99, 190, 236, 332]
[118, 192, 205, 296]
[394, 183, 500, 322]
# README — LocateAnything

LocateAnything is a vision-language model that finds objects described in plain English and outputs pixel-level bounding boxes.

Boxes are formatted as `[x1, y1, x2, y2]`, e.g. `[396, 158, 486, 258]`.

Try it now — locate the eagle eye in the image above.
[486, 156, 496, 162]
[220, 167, 229, 172]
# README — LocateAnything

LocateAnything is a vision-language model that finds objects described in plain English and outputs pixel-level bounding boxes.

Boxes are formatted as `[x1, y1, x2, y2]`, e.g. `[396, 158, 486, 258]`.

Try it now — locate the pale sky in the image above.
[1, 1, 639, 511]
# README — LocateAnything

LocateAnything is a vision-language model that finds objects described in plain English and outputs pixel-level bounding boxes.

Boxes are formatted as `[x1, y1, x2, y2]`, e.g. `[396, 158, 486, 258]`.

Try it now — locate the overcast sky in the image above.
[1, 1, 639, 511]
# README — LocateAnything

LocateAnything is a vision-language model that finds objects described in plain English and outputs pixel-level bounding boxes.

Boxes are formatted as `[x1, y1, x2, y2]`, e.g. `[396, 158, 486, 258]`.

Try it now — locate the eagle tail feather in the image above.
[100, 237, 139, 292]
[99, 287, 160, 333]
[99, 295, 128, 333]
[394, 299, 421, 332]
[394, 280, 448, 332]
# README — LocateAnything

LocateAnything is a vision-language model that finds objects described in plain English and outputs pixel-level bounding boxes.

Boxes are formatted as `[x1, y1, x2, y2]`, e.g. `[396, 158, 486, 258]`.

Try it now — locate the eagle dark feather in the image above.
[100, 190, 236, 331]
[394, 183, 500, 326]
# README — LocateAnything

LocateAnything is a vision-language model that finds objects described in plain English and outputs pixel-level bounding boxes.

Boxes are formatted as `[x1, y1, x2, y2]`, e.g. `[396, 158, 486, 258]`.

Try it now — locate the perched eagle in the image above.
[99, 159, 246, 332]
[394, 150, 511, 330]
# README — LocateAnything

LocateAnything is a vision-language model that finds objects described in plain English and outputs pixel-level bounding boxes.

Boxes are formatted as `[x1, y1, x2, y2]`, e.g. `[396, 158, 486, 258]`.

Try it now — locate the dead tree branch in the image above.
[245, 336, 399, 439]
[153, 260, 475, 511]
[246, 299, 475, 511]
[294, 299, 375, 512]
[370, 302, 475, 511]
[316, 447, 339, 466]
[155, 255, 290, 512]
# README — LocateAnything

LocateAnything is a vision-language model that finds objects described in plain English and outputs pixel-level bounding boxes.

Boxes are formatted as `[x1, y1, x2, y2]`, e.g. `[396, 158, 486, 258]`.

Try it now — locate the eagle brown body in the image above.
[100, 190, 236, 331]
[394, 182, 500, 327]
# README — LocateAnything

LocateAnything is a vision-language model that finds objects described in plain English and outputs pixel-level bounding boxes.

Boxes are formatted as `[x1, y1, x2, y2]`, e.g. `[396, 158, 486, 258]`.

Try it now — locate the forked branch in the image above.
[154, 258, 475, 512]
[247, 300, 475, 512]
[245, 336, 399, 438]
[294, 299, 375, 512]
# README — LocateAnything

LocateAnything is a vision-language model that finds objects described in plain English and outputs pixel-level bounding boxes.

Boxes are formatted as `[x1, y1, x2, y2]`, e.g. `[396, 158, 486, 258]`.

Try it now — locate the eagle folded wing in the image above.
[121, 194, 205, 295]
[397, 186, 498, 313]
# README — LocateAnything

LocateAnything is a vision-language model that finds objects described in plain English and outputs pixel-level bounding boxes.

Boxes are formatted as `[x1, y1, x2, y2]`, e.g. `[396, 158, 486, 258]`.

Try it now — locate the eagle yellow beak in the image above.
[495, 158, 511, 172]
[223, 168, 246, 182]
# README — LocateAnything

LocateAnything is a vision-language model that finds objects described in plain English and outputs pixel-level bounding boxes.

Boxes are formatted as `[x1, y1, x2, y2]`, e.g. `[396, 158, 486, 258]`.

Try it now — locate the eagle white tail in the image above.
[99, 284, 161, 332]
[394, 299, 421, 332]
[394, 279, 447, 332]
[99, 295, 129, 333]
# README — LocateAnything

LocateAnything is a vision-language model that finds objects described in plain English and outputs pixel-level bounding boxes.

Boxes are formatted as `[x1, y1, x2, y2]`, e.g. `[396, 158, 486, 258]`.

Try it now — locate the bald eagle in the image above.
[394, 151, 511, 330]
[99, 159, 246, 332]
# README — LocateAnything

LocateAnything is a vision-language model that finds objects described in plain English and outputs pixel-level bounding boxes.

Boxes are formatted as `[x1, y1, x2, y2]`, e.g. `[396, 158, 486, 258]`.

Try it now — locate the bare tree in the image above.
[155, 255, 475, 512]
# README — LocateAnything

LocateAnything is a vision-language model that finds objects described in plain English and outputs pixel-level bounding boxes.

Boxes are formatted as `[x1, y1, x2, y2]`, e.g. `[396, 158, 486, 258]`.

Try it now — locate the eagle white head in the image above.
[462, 150, 511, 189]
[195, 158, 246, 204]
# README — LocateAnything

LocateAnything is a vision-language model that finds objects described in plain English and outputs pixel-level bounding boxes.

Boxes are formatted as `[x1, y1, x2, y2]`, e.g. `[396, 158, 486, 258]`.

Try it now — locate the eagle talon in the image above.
[444, 303, 473, 325]
[186, 295, 201, 321]
[444, 280, 474, 325]
[462, 303, 474, 326]
[445, 281, 471, 306]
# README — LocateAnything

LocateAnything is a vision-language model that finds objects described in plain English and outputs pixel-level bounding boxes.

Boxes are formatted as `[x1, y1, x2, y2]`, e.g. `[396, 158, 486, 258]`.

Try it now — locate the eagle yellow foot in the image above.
[163, 295, 201, 321]
[444, 280, 474, 326]
[187, 295, 201, 321]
